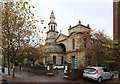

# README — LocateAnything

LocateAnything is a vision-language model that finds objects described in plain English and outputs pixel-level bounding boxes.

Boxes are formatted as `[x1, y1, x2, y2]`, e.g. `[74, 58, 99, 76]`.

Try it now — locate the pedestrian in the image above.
[19, 63, 21, 70]
[10, 65, 13, 71]
[2, 65, 5, 73]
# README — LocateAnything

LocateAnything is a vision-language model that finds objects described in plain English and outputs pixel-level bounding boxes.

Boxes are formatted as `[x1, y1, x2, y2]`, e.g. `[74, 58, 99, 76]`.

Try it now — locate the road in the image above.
[1, 68, 120, 84]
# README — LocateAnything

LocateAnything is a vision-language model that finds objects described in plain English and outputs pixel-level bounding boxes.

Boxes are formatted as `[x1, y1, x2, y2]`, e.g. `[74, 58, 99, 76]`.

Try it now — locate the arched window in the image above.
[73, 39, 75, 49]
[54, 26, 55, 31]
[61, 56, 64, 64]
[53, 56, 56, 64]
[51, 25, 53, 30]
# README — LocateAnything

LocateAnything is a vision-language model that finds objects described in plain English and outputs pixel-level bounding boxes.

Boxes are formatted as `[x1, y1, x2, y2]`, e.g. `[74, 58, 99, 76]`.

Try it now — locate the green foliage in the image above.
[77, 29, 119, 67]
[24, 45, 46, 66]
[85, 30, 118, 67]
[77, 59, 86, 69]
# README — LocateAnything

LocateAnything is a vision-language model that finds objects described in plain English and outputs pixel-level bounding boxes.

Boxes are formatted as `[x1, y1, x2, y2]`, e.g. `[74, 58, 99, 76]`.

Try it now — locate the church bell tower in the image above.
[46, 10, 58, 43]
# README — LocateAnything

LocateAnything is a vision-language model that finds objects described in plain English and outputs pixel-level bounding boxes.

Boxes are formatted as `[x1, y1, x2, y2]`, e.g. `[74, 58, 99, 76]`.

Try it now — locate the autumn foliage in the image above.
[77, 29, 118, 68]
[1, 1, 46, 76]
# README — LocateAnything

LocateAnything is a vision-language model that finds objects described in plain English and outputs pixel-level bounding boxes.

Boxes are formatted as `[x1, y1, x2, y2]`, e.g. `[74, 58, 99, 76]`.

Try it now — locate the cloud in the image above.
[113, 0, 120, 2]
[44, 0, 112, 3]
[30, 0, 113, 3]
[29, 0, 113, 39]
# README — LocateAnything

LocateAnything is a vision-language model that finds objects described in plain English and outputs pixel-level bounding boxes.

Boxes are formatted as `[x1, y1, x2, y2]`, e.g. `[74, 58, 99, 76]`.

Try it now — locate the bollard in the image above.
[46, 63, 54, 76]
[64, 62, 71, 79]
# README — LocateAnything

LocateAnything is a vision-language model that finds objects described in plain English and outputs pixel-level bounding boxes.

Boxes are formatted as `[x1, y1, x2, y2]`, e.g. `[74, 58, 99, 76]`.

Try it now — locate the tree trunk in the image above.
[12, 51, 16, 78]
[7, 49, 10, 75]
[33, 61, 35, 66]
[12, 64, 15, 78]
[6, 2, 10, 75]
[2, 52, 6, 73]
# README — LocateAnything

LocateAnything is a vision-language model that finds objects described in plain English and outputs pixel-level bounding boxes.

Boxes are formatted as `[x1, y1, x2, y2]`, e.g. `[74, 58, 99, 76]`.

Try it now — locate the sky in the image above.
[29, 0, 113, 39]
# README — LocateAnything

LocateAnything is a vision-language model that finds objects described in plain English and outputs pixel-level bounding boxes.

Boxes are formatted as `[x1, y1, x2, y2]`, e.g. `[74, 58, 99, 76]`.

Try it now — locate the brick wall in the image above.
[113, 1, 120, 41]
[20, 66, 47, 75]
[68, 69, 84, 81]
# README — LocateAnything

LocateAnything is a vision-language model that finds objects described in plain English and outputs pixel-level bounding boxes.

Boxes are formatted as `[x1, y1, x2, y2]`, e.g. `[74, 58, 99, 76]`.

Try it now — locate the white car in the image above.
[53, 64, 65, 70]
[83, 66, 114, 83]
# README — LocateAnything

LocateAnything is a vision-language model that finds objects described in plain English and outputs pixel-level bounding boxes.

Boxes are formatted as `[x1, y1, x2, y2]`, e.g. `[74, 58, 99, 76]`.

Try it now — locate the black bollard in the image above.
[2, 67, 5, 73]
[19, 63, 21, 70]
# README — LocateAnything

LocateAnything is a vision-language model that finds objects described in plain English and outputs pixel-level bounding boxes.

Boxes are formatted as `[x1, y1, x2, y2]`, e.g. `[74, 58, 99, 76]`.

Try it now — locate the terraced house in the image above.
[45, 11, 92, 69]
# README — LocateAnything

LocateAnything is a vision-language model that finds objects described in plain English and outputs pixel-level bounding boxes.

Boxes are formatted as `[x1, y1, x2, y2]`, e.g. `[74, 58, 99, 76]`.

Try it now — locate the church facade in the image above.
[45, 11, 91, 69]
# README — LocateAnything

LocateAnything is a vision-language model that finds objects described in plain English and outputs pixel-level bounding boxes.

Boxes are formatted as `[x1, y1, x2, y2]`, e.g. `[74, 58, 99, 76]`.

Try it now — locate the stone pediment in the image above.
[55, 34, 68, 42]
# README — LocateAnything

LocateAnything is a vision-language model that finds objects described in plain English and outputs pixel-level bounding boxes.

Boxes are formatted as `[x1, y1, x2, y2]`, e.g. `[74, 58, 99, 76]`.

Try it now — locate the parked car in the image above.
[53, 64, 65, 70]
[83, 66, 114, 83]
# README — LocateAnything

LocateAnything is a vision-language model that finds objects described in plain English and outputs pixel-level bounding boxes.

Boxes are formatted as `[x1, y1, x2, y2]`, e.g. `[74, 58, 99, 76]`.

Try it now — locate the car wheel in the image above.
[97, 77, 102, 83]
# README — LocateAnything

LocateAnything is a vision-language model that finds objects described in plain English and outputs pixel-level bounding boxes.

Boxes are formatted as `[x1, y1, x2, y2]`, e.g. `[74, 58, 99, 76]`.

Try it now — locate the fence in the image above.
[68, 69, 84, 81]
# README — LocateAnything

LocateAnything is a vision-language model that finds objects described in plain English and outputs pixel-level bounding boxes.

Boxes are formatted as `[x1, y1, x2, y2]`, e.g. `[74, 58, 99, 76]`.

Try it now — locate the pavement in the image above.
[2, 69, 71, 83]
[1, 68, 120, 84]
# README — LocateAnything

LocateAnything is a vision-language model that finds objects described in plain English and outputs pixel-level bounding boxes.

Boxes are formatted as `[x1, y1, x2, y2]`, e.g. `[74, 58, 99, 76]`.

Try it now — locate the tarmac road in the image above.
[1, 69, 120, 84]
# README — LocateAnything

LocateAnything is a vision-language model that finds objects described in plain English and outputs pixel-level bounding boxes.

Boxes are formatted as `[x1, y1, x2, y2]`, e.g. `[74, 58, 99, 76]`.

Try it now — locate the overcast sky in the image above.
[29, 0, 113, 39]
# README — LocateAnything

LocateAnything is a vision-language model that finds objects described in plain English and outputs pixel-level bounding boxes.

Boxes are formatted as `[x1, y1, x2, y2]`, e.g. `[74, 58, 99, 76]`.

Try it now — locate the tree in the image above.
[1, 1, 46, 77]
[24, 44, 46, 66]
[85, 30, 114, 67]
[110, 40, 120, 70]
[76, 29, 115, 68]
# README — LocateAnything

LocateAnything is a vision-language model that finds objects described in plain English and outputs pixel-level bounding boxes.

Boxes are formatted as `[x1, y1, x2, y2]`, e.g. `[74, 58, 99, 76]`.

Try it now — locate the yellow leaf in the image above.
[30, 52, 32, 54]
[41, 20, 44, 24]
[25, 2, 28, 5]
[44, 27, 46, 29]
[16, 1, 18, 4]
[32, 5, 35, 8]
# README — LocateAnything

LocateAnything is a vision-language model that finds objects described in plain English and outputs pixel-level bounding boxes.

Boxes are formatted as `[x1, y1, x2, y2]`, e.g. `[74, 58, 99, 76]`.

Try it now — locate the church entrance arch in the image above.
[59, 43, 66, 53]
[59, 43, 66, 64]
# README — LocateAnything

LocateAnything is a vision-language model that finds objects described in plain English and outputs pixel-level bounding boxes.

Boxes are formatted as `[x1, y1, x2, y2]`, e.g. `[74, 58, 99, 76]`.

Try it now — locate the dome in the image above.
[46, 42, 63, 53]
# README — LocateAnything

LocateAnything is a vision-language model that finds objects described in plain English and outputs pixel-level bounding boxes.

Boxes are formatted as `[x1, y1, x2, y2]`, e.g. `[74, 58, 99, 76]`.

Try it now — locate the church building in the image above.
[45, 11, 91, 69]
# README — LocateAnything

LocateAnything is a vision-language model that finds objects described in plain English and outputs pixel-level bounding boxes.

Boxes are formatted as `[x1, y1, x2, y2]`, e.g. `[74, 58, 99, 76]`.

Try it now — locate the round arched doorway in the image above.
[59, 43, 66, 53]
[59, 43, 66, 64]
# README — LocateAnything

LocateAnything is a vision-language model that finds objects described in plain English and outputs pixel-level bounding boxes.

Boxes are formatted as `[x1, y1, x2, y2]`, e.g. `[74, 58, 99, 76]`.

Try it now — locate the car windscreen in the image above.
[85, 68, 96, 72]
